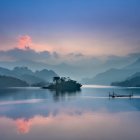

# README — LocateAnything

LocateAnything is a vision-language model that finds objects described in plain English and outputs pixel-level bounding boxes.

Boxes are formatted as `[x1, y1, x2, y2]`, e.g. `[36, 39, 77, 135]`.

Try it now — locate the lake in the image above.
[0, 85, 140, 140]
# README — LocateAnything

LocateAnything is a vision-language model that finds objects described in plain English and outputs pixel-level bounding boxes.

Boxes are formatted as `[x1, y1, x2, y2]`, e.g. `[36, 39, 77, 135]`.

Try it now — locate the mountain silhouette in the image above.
[0, 75, 28, 87]
[35, 69, 58, 82]
[0, 66, 58, 86]
[83, 58, 140, 85]
[111, 72, 140, 87]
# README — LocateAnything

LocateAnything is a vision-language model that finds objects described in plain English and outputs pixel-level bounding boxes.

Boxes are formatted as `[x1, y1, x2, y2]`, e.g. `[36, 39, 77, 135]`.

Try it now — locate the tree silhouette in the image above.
[53, 77, 60, 88]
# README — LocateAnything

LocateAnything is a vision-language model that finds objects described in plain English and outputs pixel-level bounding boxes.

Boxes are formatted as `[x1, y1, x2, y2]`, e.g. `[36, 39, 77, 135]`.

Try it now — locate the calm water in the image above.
[0, 85, 140, 140]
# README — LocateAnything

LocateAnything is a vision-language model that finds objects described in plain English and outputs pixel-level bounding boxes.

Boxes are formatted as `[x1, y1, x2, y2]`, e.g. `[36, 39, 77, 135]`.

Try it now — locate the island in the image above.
[42, 77, 82, 92]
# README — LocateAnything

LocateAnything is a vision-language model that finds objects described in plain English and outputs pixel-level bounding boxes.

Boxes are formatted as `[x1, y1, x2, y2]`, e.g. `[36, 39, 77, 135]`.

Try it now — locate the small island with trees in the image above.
[42, 77, 82, 92]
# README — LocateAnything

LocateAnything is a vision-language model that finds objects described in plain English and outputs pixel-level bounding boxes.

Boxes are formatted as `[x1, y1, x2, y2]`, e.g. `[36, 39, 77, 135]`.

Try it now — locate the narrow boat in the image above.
[109, 92, 133, 98]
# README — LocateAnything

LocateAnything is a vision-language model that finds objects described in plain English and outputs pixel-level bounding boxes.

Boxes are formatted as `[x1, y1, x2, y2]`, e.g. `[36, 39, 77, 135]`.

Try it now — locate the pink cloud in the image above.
[18, 35, 32, 49]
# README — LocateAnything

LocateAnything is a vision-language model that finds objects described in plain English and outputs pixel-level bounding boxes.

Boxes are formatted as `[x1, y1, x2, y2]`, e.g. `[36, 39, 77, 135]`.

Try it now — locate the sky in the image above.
[0, 0, 140, 56]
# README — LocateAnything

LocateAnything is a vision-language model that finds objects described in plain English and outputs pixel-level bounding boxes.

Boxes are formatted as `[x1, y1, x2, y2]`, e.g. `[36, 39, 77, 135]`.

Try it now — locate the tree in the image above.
[53, 76, 60, 85]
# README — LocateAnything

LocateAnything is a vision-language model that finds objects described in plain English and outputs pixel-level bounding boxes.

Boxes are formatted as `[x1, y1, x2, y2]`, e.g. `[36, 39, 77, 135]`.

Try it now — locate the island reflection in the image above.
[0, 87, 81, 102]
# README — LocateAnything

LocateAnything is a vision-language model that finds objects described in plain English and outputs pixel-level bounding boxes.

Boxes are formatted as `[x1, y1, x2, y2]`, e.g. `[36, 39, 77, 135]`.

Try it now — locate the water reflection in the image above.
[0, 87, 81, 102]
[51, 89, 81, 102]
[0, 86, 140, 140]
[0, 111, 140, 140]
[16, 118, 31, 134]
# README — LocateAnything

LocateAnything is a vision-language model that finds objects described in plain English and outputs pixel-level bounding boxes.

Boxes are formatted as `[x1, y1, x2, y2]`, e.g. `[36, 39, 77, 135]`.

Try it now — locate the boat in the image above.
[109, 92, 133, 98]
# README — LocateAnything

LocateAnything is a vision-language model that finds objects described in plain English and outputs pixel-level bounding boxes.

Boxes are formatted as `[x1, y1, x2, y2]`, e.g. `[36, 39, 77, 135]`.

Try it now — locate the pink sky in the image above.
[0, 32, 139, 57]
[12, 34, 139, 56]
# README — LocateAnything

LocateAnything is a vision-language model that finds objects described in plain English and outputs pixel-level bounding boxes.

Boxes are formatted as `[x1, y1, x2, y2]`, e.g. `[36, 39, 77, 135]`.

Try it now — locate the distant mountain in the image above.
[83, 58, 140, 85]
[82, 68, 134, 85]
[19, 74, 45, 85]
[35, 69, 58, 82]
[12, 67, 33, 75]
[111, 75, 140, 87]
[0, 67, 13, 76]
[0, 66, 58, 86]
[124, 58, 140, 70]
[127, 72, 140, 80]
[0, 75, 28, 87]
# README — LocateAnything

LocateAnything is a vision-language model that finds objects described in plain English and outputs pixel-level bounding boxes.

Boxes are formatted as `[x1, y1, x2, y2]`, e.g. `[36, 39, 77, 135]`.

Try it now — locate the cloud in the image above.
[0, 47, 88, 64]
[0, 47, 139, 66]
[18, 35, 32, 49]
[0, 47, 51, 63]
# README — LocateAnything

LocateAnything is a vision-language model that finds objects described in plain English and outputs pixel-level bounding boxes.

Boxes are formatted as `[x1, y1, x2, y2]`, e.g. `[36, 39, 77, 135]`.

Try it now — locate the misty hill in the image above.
[0, 66, 58, 85]
[11, 67, 44, 84]
[111, 73, 140, 87]
[83, 58, 140, 85]
[13, 67, 33, 75]
[124, 58, 140, 70]
[35, 69, 58, 82]
[19, 74, 45, 85]
[0, 75, 28, 87]
[127, 72, 140, 80]
[0, 67, 13, 76]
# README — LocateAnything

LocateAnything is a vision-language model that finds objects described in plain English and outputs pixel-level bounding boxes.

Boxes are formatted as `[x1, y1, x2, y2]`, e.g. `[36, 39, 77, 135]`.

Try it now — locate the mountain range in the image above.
[0, 66, 58, 86]
[111, 72, 140, 87]
[82, 58, 140, 85]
